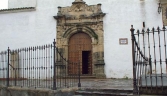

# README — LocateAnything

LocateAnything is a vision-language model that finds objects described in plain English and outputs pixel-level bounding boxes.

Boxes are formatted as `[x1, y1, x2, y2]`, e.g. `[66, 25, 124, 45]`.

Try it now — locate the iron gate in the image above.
[131, 25, 167, 95]
[0, 39, 80, 90]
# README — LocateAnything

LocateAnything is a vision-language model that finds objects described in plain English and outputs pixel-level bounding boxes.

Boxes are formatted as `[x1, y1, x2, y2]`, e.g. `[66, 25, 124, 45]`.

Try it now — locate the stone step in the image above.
[75, 88, 133, 96]
[63, 76, 96, 79]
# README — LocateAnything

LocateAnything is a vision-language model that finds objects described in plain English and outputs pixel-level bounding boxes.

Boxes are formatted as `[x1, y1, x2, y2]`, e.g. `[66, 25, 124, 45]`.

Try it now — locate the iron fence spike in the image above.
[147, 28, 150, 32]
[163, 25, 166, 30]
[152, 27, 155, 31]
[157, 26, 160, 30]
[138, 29, 140, 32]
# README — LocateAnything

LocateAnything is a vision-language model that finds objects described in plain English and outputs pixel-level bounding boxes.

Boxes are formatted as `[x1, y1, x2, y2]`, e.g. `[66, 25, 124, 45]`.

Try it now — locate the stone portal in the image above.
[54, 0, 106, 78]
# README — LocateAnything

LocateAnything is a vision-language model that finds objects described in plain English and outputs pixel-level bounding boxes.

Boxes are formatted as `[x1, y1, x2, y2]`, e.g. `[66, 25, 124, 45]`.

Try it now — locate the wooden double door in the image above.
[68, 32, 92, 75]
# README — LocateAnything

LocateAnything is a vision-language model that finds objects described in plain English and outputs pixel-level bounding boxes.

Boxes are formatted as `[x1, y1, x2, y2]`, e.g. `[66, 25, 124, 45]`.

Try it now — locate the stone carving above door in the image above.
[54, 0, 105, 26]
[69, 0, 101, 13]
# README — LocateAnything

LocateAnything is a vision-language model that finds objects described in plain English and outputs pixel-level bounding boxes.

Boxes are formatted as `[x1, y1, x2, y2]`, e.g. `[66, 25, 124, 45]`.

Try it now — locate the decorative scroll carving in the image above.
[54, 0, 105, 25]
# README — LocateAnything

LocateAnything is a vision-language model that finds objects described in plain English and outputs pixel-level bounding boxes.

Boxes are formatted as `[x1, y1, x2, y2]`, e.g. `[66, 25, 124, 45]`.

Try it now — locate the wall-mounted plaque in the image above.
[119, 38, 128, 45]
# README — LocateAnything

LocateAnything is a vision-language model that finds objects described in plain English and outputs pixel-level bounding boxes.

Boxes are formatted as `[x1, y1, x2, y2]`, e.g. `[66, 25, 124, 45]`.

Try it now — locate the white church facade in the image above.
[0, 0, 166, 79]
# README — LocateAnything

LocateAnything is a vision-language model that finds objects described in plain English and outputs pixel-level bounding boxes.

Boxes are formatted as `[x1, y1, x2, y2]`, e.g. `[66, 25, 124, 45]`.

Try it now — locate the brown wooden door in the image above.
[68, 32, 92, 75]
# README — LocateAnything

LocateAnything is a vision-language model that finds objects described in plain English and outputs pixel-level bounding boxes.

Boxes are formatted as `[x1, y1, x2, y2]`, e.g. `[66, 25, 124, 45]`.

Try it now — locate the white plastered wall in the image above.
[8, 0, 36, 8]
[0, 0, 164, 78]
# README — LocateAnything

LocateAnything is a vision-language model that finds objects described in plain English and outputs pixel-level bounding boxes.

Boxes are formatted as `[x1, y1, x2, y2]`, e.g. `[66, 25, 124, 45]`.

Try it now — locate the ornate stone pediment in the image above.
[69, 0, 101, 13]
[54, 0, 105, 25]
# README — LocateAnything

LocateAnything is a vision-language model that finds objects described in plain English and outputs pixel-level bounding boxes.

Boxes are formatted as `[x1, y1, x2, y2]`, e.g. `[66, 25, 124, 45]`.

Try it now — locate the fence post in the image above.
[53, 39, 56, 90]
[149, 55, 152, 74]
[7, 47, 10, 87]
[130, 25, 138, 94]
[15, 69, 16, 86]
[78, 61, 81, 87]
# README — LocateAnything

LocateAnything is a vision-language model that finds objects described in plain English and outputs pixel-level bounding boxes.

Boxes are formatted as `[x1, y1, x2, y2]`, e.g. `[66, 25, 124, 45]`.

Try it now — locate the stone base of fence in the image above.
[139, 87, 167, 95]
[0, 86, 78, 96]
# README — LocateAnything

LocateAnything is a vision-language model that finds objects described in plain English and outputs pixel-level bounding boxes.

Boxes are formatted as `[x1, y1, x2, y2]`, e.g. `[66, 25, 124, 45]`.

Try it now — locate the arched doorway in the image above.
[54, 0, 106, 78]
[68, 32, 92, 75]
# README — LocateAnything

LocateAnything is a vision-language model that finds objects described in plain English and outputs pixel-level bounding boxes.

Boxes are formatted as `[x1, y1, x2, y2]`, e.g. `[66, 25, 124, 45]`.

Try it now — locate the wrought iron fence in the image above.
[0, 39, 79, 90]
[131, 25, 167, 95]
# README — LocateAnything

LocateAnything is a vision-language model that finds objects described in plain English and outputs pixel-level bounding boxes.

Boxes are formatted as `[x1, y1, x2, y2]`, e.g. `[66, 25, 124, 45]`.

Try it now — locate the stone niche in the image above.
[54, 0, 106, 78]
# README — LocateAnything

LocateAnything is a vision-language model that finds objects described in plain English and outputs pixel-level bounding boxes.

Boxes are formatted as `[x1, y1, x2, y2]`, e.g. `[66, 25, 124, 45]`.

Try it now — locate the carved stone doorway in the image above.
[68, 32, 92, 75]
[54, 0, 106, 78]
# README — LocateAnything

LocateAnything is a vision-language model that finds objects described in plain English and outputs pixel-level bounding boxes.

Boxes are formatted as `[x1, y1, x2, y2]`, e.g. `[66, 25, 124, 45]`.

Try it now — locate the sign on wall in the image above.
[119, 38, 128, 45]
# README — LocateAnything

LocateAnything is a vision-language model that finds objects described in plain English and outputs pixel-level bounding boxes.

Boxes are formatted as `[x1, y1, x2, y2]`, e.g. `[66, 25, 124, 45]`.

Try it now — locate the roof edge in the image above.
[0, 7, 36, 13]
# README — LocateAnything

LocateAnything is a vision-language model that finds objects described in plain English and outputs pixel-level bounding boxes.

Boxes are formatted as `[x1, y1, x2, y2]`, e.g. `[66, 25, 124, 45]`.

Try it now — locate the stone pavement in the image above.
[79, 79, 133, 90]
[0, 79, 134, 96]
[0, 79, 133, 90]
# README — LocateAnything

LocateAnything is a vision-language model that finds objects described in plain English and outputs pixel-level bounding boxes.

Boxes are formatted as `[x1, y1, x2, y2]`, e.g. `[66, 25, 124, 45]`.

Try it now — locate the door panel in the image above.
[68, 32, 92, 75]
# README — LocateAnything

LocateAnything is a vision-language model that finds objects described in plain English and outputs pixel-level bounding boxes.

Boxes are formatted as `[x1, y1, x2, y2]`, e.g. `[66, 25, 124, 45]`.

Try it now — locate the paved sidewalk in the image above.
[0, 79, 133, 90]
[79, 79, 133, 90]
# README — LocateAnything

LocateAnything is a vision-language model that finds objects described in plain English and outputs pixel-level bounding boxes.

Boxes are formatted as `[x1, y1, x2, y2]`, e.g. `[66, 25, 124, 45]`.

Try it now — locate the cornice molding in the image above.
[0, 7, 36, 14]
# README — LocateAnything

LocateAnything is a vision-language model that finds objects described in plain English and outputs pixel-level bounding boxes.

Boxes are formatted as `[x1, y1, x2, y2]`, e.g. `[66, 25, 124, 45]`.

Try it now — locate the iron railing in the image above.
[131, 25, 167, 95]
[0, 39, 79, 90]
